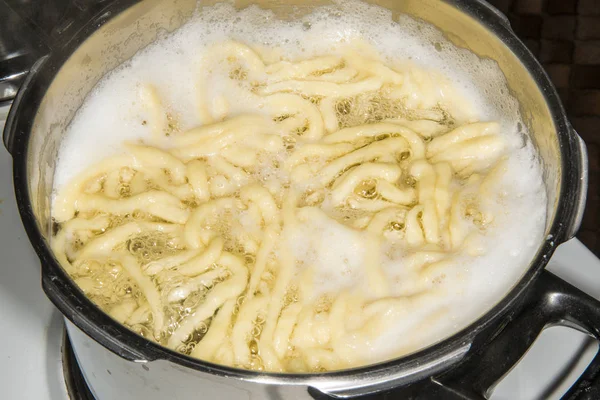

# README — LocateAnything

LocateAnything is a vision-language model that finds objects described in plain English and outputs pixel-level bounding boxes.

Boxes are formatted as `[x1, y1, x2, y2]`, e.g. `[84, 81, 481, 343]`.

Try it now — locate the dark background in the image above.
[487, 0, 600, 255]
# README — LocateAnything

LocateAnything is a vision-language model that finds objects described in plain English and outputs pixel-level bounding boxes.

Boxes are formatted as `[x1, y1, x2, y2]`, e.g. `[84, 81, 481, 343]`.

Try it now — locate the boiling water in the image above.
[52, 0, 547, 370]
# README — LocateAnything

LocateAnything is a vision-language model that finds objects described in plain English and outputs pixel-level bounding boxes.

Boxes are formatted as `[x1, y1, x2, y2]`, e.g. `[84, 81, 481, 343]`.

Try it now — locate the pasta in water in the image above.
[51, 1, 547, 372]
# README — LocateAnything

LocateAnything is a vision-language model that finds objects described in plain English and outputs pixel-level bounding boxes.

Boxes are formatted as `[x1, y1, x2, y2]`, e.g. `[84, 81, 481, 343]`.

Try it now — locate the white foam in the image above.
[288, 210, 369, 300]
[54, 0, 547, 365]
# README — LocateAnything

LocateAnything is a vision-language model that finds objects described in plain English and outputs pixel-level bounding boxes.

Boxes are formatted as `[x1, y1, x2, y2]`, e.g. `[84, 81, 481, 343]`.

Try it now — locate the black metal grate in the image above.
[62, 333, 97, 400]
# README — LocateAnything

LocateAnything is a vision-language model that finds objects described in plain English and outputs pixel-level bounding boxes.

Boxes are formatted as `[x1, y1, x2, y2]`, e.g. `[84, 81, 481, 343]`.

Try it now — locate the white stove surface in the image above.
[0, 103, 598, 400]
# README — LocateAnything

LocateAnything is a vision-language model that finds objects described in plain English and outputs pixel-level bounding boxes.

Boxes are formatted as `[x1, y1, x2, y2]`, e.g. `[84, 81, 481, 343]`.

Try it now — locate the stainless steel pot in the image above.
[3, 0, 600, 399]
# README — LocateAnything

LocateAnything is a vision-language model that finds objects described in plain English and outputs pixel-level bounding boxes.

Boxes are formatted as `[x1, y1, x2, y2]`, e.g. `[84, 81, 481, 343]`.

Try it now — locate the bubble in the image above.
[132, 324, 152, 339]
[354, 179, 377, 198]
[389, 221, 405, 231]
[244, 254, 256, 265]
[127, 232, 179, 263]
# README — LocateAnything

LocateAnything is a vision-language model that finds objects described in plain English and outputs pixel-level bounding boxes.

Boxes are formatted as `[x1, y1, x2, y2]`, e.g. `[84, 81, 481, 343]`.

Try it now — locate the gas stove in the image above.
[1, 1, 600, 398]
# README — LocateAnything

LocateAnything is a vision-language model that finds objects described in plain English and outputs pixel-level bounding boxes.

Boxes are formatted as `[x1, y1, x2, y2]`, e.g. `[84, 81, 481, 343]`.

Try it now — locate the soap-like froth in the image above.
[54, 0, 547, 365]
[55, 0, 522, 189]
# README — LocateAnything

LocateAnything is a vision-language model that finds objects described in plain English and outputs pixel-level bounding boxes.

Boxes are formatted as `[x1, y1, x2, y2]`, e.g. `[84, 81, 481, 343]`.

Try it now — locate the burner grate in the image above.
[62, 332, 97, 400]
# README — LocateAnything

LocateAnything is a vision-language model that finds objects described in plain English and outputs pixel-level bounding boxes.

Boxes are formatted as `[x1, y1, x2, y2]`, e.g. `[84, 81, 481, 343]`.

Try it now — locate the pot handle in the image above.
[429, 270, 600, 400]
[2, 55, 50, 155]
[2, 0, 115, 155]
[309, 271, 600, 399]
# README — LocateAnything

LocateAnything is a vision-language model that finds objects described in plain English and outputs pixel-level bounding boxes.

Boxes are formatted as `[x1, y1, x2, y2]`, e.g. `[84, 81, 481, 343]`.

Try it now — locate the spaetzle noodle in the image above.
[51, 1, 546, 373]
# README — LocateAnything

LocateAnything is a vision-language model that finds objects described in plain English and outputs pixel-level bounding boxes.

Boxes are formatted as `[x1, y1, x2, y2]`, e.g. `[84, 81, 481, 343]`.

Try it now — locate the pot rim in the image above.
[6, 0, 580, 387]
